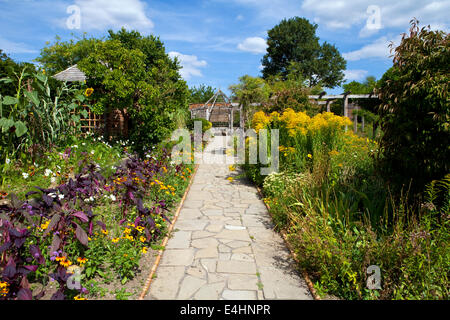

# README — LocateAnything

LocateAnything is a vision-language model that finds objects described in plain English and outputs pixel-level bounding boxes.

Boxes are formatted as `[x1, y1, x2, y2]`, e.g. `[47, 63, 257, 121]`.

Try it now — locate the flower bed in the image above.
[244, 108, 449, 300]
[0, 135, 194, 300]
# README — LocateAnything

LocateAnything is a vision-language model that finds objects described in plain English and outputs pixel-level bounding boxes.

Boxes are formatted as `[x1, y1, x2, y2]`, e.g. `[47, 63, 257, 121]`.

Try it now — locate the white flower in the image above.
[50, 177, 56, 183]
[110, 194, 116, 202]
[82, 143, 86, 146]
[5, 158, 10, 164]
[73, 145, 78, 149]
[111, 166, 116, 170]
[44, 169, 53, 177]
[146, 154, 151, 158]
[58, 194, 64, 200]
[34, 162, 39, 168]
[91, 150, 95, 155]
[48, 193, 57, 198]
[84, 196, 95, 203]
[22, 173, 29, 179]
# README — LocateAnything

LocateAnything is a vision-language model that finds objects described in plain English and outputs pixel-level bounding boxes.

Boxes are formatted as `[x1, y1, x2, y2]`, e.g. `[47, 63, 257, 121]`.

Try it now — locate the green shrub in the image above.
[262, 164, 450, 300]
[377, 20, 449, 196]
[187, 117, 212, 133]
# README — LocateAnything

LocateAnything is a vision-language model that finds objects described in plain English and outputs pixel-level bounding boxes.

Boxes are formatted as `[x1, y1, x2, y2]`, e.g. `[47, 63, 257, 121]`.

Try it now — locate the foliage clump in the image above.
[376, 19, 449, 196]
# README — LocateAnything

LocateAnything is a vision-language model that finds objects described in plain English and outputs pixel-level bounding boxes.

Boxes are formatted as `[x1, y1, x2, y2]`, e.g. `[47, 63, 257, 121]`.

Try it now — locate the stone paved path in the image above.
[146, 135, 312, 300]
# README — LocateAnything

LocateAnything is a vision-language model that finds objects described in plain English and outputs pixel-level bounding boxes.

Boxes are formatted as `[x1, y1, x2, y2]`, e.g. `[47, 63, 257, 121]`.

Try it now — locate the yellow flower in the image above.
[0, 281, 9, 297]
[84, 88, 94, 97]
[77, 257, 88, 265]
[123, 228, 131, 235]
[252, 111, 271, 133]
[140, 236, 146, 243]
[228, 165, 236, 172]
[142, 247, 148, 254]
[74, 295, 87, 300]
[40, 221, 50, 230]
[307, 154, 313, 159]
[227, 177, 234, 182]
[112, 237, 119, 243]
[101, 229, 108, 236]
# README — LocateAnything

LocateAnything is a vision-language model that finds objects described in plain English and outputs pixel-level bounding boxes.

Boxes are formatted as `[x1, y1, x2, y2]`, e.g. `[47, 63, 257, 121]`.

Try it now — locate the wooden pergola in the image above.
[308, 93, 379, 132]
[190, 90, 242, 130]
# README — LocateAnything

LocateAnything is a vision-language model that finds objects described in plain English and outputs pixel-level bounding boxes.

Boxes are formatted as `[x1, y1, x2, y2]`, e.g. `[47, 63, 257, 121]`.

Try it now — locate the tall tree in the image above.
[0, 50, 36, 97]
[229, 75, 270, 127]
[0, 50, 19, 97]
[37, 29, 190, 149]
[261, 17, 346, 88]
[189, 84, 217, 104]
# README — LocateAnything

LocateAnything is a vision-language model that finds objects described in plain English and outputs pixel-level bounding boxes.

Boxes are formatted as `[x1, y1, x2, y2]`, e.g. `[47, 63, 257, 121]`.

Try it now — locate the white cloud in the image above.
[168, 51, 207, 80]
[301, 0, 449, 33]
[71, 0, 153, 31]
[0, 37, 38, 54]
[237, 37, 267, 54]
[342, 36, 401, 61]
[236, 14, 244, 21]
[344, 69, 368, 81]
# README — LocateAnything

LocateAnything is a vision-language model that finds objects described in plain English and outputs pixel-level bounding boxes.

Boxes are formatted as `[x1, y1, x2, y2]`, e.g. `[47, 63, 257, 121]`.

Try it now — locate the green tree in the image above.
[0, 50, 19, 97]
[343, 76, 377, 94]
[377, 19, 449, 196]
[0, 50, 36, 97]
[229, 75, 270, 127]
[264, 71, 318, 115]
[37, 29, 190, 150]
[36, 35, 101, 75]
[188, 84, 216, 104]
[261, 17, 346, 88]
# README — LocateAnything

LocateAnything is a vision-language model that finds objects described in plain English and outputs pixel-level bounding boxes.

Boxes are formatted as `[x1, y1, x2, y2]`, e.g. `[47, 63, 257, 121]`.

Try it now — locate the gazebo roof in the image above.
[52, 64, 86, 82]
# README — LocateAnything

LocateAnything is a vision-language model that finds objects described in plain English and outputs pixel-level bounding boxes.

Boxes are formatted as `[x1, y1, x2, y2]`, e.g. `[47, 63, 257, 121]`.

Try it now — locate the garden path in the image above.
[146, 135, 312, 300]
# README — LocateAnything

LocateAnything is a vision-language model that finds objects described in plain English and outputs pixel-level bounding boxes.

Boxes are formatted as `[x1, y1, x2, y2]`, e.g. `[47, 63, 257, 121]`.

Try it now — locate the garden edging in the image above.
[138, 164, 200, 300]
[256, 186, 320, 301]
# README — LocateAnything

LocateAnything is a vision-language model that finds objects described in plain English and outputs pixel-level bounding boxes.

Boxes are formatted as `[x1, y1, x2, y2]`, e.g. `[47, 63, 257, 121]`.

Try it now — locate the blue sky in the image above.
[0, 0, 448, 95]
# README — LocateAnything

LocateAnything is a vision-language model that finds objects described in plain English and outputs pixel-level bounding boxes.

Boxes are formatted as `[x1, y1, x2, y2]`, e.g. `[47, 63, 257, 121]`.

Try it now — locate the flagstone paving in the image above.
[146, 135, 312, 300]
